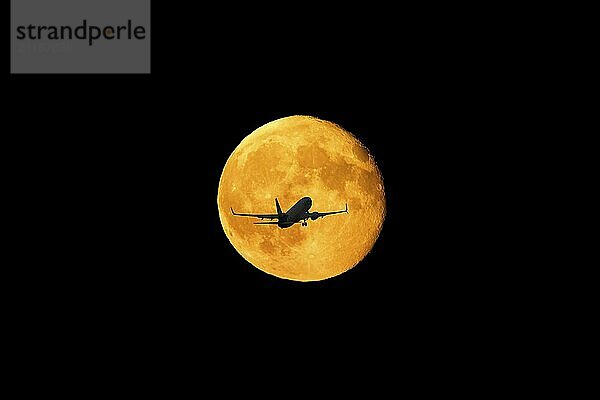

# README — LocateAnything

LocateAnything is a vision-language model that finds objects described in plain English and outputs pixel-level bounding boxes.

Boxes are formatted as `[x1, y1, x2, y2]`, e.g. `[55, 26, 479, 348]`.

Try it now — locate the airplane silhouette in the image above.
[231, 197, 348, 228]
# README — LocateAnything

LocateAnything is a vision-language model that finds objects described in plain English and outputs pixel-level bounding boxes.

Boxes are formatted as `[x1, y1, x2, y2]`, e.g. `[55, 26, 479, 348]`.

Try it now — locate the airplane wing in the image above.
[231, 208, 279, 220]
[311, 203, 349, 219]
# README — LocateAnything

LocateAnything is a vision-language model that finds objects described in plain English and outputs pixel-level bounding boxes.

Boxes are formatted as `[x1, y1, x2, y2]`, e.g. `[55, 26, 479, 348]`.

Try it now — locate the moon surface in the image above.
[217, 115, 385, 281]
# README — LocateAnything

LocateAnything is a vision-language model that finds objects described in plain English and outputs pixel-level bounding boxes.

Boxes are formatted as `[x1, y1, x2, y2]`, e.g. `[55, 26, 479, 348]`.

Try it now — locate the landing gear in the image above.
[301, 221, 308, 227]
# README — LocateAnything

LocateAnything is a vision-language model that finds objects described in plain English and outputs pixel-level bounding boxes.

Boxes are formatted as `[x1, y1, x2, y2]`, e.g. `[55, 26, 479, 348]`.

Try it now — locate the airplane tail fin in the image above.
[275, 198, 283, 216]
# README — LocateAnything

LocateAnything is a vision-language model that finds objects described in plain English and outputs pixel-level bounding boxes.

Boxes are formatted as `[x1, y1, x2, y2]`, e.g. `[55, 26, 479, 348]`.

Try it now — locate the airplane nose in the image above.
[305, 197, 312, 208]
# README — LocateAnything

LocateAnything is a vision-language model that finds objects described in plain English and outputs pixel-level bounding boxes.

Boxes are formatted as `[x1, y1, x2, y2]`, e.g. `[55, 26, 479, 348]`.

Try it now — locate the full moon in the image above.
[217, 115, 385, 281]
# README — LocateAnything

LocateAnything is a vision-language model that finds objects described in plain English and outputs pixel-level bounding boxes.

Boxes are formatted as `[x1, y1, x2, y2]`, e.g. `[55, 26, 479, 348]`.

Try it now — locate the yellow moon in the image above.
[217, 115, 385, 281]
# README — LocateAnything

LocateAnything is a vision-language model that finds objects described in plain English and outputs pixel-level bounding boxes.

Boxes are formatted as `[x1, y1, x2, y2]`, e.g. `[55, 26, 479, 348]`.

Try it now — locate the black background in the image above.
[5, 1, 473, 305]
[5, 3, 551, 386]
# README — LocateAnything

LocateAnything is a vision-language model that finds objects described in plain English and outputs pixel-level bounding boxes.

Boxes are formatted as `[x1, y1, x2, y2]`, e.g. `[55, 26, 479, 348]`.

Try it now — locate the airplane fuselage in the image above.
[278, 197, 312, 228]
